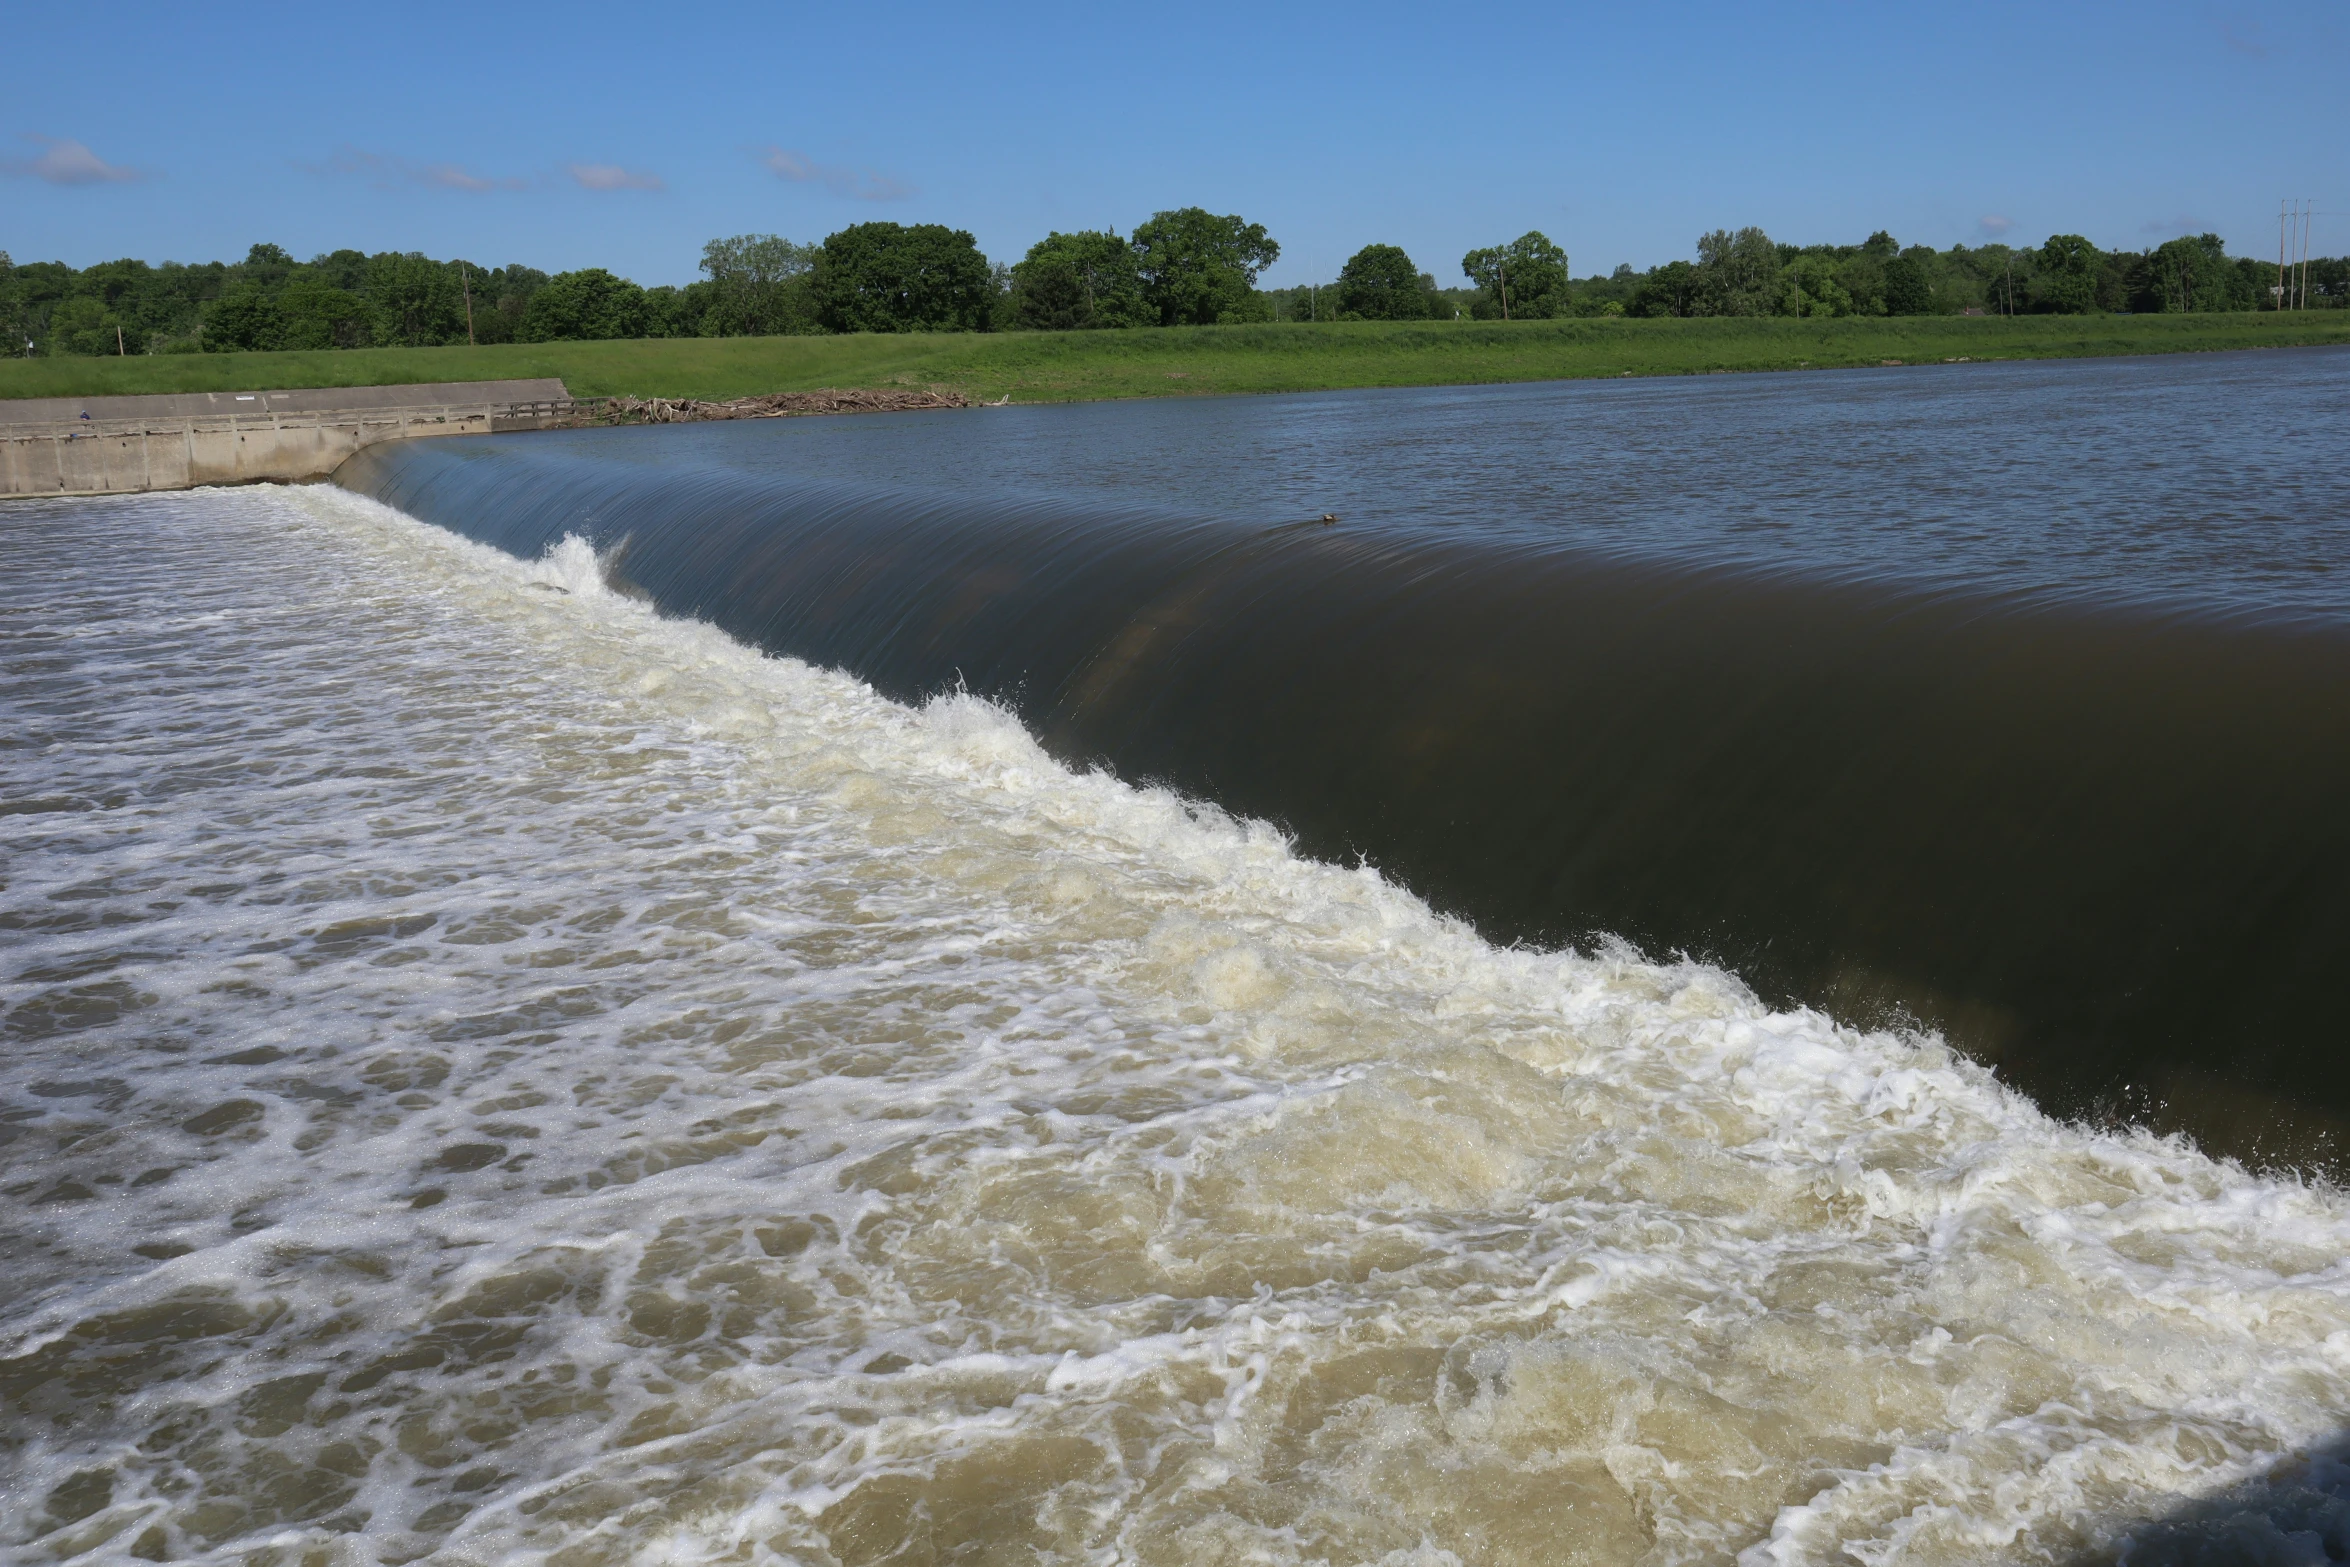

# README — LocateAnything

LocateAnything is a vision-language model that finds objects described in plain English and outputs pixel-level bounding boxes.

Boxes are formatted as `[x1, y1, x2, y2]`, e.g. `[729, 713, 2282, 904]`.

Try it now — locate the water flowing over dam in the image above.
[8, 350, 2350, 1566]
[337, 354, 2350, 1165]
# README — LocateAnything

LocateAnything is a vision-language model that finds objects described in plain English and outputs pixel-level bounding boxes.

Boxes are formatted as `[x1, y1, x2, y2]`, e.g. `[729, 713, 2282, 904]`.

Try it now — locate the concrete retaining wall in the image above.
[0, 382, 588, 500]
[3, 379, 568, 426]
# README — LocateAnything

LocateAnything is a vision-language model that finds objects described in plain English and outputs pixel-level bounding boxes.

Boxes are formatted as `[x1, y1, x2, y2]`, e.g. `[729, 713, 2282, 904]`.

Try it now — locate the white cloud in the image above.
[568, 162, 665, 192]
[757, 145, 912, 202]
[2, 135, 143, 185]
[1976, 214, 2015, 237]
[309, 147, 527, 192]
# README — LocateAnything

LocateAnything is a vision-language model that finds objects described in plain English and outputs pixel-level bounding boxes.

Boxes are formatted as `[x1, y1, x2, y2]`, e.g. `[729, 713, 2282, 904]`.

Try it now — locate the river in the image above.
[5, 348, 2349, 1564]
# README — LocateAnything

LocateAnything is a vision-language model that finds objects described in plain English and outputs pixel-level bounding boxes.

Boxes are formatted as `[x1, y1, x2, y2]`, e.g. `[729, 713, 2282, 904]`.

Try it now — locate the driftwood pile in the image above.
[598, 388, 969, 425]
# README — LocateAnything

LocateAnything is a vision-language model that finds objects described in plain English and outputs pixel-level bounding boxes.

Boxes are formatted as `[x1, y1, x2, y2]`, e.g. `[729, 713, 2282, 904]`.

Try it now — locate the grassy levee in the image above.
[5, 313, 2345, 405]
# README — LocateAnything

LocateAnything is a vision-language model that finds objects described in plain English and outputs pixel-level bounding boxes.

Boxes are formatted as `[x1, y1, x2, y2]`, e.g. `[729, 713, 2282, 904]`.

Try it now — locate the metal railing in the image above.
[0, 398, 617, 442]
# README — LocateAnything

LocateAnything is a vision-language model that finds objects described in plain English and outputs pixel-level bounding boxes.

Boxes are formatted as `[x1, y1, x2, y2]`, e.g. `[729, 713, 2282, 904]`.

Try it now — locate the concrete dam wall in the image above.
[0, 380, 579, 499]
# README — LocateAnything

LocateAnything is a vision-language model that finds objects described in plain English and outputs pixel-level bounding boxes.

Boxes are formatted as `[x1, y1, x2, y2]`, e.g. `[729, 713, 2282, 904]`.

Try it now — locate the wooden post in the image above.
[461, 264, 477, 346]
[116, 325, 125, 355]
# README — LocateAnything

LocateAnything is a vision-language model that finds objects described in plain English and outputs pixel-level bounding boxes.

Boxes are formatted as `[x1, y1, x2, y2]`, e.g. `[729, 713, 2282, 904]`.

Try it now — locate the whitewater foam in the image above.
[2, 484, 2347, 1565]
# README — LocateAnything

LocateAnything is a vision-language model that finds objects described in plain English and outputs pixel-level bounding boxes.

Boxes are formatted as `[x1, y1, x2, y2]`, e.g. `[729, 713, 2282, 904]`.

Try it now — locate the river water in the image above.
[6, 350, 2350, 1565]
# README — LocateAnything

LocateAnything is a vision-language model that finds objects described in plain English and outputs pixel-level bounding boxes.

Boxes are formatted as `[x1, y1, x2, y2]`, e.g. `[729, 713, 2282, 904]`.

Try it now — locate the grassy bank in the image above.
[4, 313, 2344, 404]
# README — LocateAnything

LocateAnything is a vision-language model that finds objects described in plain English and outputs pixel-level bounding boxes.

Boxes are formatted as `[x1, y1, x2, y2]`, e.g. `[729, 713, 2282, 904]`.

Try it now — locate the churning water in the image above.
[6, 352, 2350, 1565]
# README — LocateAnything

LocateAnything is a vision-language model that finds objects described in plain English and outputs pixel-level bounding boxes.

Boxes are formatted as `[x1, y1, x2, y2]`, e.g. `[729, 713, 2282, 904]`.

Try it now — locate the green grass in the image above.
[5, 313, 2345, 405]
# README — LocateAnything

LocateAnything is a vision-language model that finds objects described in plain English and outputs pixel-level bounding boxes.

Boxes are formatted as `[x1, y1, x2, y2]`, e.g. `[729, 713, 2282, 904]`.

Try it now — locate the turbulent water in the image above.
[8, 478, 2350, 1566]
[338, 363, 2350, 1167]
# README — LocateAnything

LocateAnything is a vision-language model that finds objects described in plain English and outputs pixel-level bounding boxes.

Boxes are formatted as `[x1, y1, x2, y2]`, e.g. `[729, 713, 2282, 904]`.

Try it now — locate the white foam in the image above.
[0, 483, 2345, 1566]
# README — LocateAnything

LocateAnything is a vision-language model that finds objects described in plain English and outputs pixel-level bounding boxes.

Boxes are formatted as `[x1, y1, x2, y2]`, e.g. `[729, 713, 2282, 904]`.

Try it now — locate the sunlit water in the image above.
[551, 345, 2350, 621]
[6, 484, 2350, 1566]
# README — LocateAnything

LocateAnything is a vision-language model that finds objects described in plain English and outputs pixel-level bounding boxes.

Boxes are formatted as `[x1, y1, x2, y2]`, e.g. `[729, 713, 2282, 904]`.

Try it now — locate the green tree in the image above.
[2029, 234, 2103, 315]
[520, 268, 650, 341]
[1693, 227, 1780, 316]
[1461, 232, 1569, 319]
[1626, 260, 1701, 318]
[641, 282, 713, 339]
[1883, 253, 1935, 315]
[1833, 252, 1888, 315]
[201, 286, 282, 352]
[0, 252, 23, 356]
[700, 234, 819, 336]
[307, 249, 370, 293]
[814, 222, 993, 333]
[1130, 208, 1279, 326]
[1008, 229, 1150, 330]
[481, 265, 549, 343]
[1332, 243, 1437, 320]
[240, 243, 296, 289]
[46, 295, 132, 355]
[367, 253, 466, 345]
[2143, 234, 2238, 313]
[276, 276, 372, 349]
[1778, 253, 1852, 317]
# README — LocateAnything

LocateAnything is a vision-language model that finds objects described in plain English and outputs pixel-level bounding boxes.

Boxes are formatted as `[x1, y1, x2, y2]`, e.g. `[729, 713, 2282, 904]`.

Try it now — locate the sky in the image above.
[4, 1, 2343, 289]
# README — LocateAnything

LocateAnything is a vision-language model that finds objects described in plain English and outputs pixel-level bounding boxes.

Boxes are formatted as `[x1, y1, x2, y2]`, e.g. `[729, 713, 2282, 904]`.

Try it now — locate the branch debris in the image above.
[596, 388, 969, 424]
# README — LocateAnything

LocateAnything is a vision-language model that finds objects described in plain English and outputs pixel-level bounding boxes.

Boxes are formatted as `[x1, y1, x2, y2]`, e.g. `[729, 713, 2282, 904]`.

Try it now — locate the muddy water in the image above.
[5, 484, 2350, 1564]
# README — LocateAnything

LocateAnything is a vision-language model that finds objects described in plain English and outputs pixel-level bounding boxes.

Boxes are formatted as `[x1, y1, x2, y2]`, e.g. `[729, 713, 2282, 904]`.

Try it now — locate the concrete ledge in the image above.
[0, 381, 590, 499]
[1, 379, 567, 426]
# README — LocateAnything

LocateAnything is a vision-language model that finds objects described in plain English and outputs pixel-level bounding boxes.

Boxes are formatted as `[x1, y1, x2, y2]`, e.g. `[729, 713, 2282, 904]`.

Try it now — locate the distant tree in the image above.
[1008, 229, 1150, 330]
[1779, 253, 1852, 317]
[0, 251, 22, 356]
[366, 253, 466, 345]
[2143, 234, 2238, 313]
[639, 282, 708, 339]
[1693, 227, 1780, 316]
[241, 243, 296, 289]
[2029, 234, 2104, 315]
[1626, 260, 1701, 318]
[521, 268, 650, 341]
[814, 222, 993, 333]
[1833, 252, 1889, 315]
[1860, 230, 1899, 259]
[46, 295, 129, 356]
[2310, 255, 2349, 307]
[275, 276, 372, 349]
[1331, 244, 1437, 320]
[308, 249, 371, 293]
[483, 265, 548, 343]
[1131, 208, 1279, 326]
[700, 234, 819, 336]
[1883, 253, 1935, 315]
[1461, 232, 1569, 319]
[201, 286, 282, 352]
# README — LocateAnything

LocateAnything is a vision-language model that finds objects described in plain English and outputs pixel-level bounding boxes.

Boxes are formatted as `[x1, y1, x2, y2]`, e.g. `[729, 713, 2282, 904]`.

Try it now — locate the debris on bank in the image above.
[595, 388, 969, 425]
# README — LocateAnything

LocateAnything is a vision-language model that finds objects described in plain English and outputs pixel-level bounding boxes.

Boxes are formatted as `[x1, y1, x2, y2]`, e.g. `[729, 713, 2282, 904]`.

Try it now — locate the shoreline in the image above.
[4, 312, 2345, 410]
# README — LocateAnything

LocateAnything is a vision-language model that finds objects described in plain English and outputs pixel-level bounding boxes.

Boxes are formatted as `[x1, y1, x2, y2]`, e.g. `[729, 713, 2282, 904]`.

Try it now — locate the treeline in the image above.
[5, 212, 2342, 356]
[1591, 228, 2345, 320]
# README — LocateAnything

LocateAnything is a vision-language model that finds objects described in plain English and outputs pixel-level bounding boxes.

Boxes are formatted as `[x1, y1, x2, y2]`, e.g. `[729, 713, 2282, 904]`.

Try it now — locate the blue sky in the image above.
[5, 1, 2342, 288]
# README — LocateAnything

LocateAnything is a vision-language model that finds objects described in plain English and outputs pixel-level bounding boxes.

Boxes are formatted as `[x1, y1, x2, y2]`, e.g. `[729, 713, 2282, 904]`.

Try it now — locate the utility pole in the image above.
[460, 263, 477, 346]
[2278, 199, 2289, 310]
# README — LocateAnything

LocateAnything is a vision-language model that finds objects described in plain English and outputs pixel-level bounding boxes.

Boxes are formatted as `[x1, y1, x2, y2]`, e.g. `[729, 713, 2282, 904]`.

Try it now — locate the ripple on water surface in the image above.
[4, 486, 2350, 1565]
